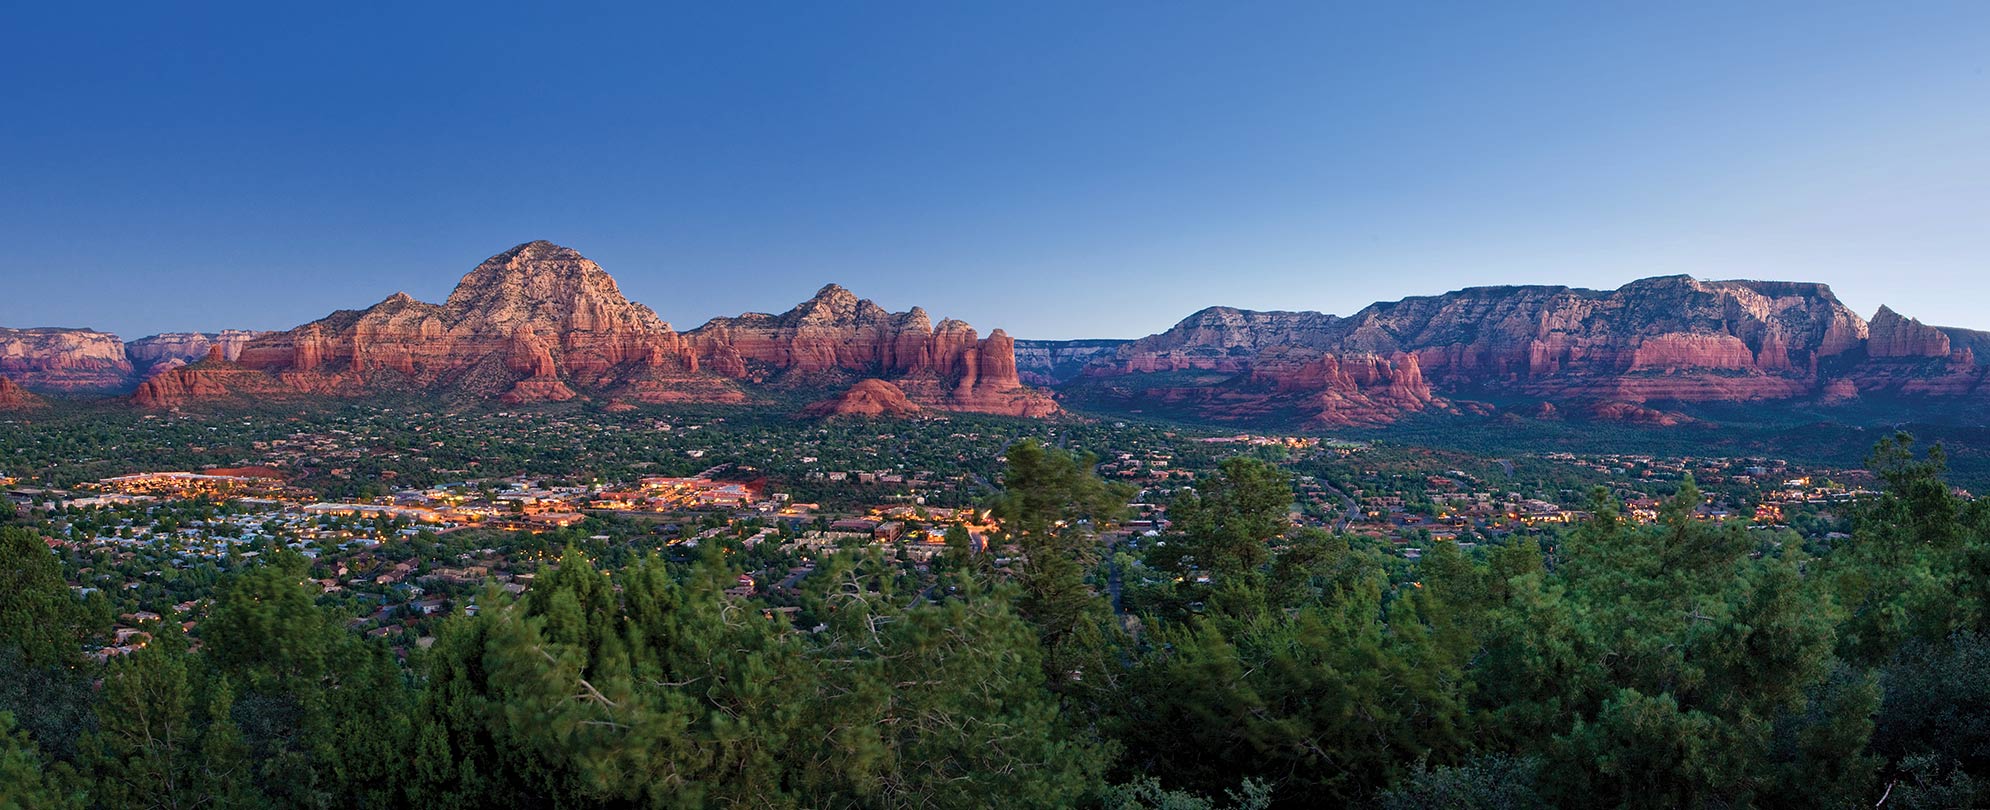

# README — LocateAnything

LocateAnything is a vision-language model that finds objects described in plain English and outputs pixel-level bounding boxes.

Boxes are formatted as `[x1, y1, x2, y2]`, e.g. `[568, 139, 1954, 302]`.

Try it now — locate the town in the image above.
[1, 403, 1917, 667]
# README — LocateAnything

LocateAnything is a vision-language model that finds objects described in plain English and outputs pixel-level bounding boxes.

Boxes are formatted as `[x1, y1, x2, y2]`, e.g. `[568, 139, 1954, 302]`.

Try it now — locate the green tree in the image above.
[200, 554, 409, 807]
[82, 622, 254, 809]
[1158, 456, 1292, 580]
[0, 526, 97, 760]
[795, 555, 1108, 808]
[989, 440, 1130, 687]
[0, 712, 83, 810]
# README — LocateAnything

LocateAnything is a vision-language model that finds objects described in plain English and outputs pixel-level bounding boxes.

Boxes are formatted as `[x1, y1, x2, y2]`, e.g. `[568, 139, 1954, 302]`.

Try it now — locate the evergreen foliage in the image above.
[2, 433, 1988, 807]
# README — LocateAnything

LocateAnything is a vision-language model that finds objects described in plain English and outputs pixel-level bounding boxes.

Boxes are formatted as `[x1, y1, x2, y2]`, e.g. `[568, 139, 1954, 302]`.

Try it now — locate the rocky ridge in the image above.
[684, 284, 1059, 417]
[1060, 275, 1989, 426]
[0, 327, 133, 391]
[127, 330, 268, 376]
[129, 242, 1056, 416]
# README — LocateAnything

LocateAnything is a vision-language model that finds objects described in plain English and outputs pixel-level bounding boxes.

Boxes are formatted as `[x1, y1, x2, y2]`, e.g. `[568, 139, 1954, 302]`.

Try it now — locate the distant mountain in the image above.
[1012, 339, 1128, 386]
[122, 241, 1054, 416]
[9, 248, 1989, 429]
[1051, 275, 1990, 427]
[0, 327, 267, 393]
[126, 330, 268, 377]
[0, 327, 132, 392]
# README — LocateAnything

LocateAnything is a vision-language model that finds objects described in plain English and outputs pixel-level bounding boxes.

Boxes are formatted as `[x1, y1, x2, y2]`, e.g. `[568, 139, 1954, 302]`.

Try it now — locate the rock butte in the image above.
[804, 378, 924, 418]
[127, 241, 1059, 417]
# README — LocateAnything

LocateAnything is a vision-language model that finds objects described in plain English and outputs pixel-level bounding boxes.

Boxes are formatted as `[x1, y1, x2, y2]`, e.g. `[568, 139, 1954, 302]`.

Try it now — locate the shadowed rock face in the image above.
[145, 241, 698, 407]
[1012, 339, 1127, 386]
[1063, 275, 1989, 426]
[129, 241, 1058, 416]
[0, 375, 44, 410]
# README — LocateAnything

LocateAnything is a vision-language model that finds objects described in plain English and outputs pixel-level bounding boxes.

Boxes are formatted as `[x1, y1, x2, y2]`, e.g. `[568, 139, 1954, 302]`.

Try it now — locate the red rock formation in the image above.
[123, 243, 1058, 416]
[686, 286, 1059, 417]
[133, 356, 337, 408]
[1067, 275, 1952, 424]
[499, 377, 579, 404]
[0, 328, 132, 391]
[127, 330, 267, 376]
[804, 379, 924, 417]
[0, 375, 45, 409]
[1249, 349, 1440, 426]
[953, 330, 1062, 417]
[1868, 306, 1951, 358]
[1628, 333, 1757, 372]
[149, 242, 702, 407]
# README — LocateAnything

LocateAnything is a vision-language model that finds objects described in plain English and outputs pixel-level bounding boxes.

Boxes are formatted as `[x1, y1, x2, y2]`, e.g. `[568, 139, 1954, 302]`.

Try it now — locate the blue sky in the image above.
[3, 2, 1987, 339]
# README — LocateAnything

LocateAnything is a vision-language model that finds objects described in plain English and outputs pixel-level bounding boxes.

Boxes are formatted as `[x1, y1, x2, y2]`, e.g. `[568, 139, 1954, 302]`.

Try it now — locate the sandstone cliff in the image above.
[0, 375, 44, 410]
[127, 330, 267, 376]
[685, 285, 1059, 417]
[1102, 307, 1343, 374]
[148, 241, 700, 407]
[1065, 275, 1984, 426]
[128, 242, 1058, 416]
[0, 327, 133, 391]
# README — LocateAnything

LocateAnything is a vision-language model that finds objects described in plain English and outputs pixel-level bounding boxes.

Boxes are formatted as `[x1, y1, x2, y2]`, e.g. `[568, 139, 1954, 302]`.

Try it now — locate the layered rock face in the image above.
[0, 328, 133, 391]
[145, 241, 704, 408]
[1249, 349, 1438, 425]
[1064, 275, 1986, 426]
[684, 285, 1059, 417]
[804, 378, 923, 417]
[1013, 339, 1128, 386]
[1842, 308, 1987, 398]
[0, 375, 45, 410]
[1327, 276, 1868, 399]
[127, 242, 1058, 416]
[126, 330, 267, 376]
[1868, 306, 1951, 358]
[1107, 308, 1343, 374]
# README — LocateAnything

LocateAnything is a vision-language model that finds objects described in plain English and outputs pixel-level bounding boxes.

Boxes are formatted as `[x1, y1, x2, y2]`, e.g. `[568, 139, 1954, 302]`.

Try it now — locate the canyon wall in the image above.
[0, 327, 133, 391]
[1063, 276, 1985, 426]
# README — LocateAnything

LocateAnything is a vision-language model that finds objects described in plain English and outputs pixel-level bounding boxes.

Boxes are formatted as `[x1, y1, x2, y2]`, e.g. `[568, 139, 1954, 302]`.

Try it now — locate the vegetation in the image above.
[2, 433, 1988, 807]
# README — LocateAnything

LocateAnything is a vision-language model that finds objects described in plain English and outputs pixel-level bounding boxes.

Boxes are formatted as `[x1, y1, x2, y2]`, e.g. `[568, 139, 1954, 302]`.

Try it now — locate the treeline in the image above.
[3, 434, 1989, 808]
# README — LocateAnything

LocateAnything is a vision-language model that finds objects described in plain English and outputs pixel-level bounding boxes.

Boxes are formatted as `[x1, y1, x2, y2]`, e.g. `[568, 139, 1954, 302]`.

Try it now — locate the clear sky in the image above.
[4, 2, 1987, 340]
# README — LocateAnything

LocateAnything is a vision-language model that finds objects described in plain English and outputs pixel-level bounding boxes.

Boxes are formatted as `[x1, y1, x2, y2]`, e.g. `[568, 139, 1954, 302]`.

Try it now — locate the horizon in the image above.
[2, 238, 1963, 341]
[6, 4, 1989, 339]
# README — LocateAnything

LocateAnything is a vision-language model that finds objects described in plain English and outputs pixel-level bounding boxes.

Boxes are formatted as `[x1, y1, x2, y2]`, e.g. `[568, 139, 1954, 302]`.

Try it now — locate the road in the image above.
[1319, 479, 1357, 533]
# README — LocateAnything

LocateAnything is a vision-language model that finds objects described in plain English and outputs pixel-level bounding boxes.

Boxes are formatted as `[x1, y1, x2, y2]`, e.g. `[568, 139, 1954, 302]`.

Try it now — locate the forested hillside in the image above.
[3, 435, 1987, 808]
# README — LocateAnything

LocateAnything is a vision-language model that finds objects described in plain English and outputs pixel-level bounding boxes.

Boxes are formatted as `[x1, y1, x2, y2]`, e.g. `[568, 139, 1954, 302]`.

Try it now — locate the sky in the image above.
[3, 2, 1988, 340]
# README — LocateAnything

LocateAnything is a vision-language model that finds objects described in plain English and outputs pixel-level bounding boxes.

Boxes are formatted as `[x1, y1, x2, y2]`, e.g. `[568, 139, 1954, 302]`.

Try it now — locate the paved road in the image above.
[1319, 479, 1356, 533]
